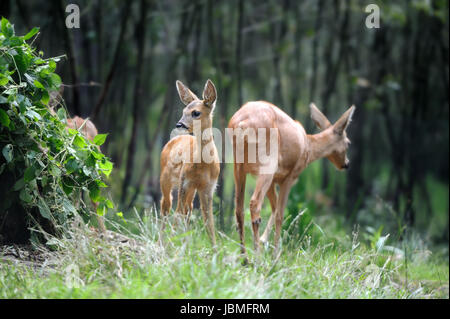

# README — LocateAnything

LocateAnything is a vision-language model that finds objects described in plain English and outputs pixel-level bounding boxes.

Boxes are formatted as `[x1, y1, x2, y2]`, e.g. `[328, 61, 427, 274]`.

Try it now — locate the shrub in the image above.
[0, 18, 113, 243]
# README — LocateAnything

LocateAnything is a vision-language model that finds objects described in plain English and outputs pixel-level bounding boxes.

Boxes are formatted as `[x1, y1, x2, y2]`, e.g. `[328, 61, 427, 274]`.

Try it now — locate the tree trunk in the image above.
[120, 0, 149, 205]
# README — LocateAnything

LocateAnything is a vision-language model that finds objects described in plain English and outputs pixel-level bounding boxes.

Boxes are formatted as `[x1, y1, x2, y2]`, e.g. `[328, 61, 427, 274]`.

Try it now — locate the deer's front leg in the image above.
[234, 164, 247, 259]
[273, 178, 295, 256]
[183, 187, 196, 225]
[260, 182, 277, 244]
[175, 173, 189, 215]
[198, 186, 216, 247]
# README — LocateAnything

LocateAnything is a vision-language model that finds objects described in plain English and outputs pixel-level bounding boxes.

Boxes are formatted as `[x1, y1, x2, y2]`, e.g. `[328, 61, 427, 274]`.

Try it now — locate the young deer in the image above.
[159, 79, 220, 246]
[228, 101, 355, 258]
[48, 88, 106, 232]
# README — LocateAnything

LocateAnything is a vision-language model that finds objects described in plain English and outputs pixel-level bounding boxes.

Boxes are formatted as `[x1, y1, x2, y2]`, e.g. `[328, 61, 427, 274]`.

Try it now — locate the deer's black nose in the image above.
[342, 163, 349, 170]
[176, 122, 188, 129]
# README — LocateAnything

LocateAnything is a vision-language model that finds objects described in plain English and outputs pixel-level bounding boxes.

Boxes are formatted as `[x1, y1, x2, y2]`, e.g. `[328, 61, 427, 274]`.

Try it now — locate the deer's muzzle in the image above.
[176, 122, 188, 130]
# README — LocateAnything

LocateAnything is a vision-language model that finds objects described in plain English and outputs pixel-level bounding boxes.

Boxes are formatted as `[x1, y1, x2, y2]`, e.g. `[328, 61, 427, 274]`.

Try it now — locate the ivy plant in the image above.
[0, 17, 114, 234]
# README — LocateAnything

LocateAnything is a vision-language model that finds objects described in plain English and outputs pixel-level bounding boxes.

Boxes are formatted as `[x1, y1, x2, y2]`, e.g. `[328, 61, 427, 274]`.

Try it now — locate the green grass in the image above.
[0, 209, 448, 299]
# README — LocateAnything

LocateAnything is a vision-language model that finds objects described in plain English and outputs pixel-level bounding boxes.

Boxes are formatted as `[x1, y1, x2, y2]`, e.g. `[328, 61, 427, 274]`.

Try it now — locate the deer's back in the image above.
[228, 101, 309, 179]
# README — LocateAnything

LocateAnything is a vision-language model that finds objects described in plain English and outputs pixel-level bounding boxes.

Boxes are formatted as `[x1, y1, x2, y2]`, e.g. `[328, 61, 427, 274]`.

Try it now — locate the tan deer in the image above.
[48, 88, 106, 232]
[159, 79, 220, 246]
[228, 101, 355, 258]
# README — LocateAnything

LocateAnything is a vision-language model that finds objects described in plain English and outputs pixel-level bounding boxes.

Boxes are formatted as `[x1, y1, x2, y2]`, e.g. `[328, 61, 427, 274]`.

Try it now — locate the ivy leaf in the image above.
[37, 197, 51, 219]
[98, 158, 113, 177]
[0, 109, 11, 128]
[19, 188, 33, 203]
[73, 135, 87, 148]
[88, 181, 101, 202]
[2, 144, 13, 163]
[1, 17, 14, 39]
[93, 133, 108, 146]
[34, 79, 45, 89]
[23, 27, 39, 40]
[0, 74, 9, 86]
[24, 165, 36, 182]
[13, 178, 25, 191]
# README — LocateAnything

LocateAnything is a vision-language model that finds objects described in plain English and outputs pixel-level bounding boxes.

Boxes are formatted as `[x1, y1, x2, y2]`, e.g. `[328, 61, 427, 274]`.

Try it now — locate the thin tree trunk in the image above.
[120, 0, 149, 205]
[309, 0, 324, 103]
[235, 0, 244, 106]
[91, 2, 131, 121]
[56, 0, 81, 115]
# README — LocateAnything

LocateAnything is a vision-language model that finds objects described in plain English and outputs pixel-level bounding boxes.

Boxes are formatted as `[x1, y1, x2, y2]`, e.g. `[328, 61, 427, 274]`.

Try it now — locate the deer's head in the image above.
[175, 79, 217, 134]
[310, 103, 355, 170]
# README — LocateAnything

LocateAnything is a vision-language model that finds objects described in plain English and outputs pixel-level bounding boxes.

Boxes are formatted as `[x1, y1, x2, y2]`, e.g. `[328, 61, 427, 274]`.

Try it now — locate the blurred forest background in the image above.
[1, 0, 448, 246]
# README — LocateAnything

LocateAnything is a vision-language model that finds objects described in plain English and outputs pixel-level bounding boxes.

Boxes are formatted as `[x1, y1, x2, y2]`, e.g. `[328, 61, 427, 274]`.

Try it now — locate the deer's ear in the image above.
[310, 103, 331, 130]
[202, 79, 217, 108]
[333, 105, 355, 135]
[176, 80, 198, 105]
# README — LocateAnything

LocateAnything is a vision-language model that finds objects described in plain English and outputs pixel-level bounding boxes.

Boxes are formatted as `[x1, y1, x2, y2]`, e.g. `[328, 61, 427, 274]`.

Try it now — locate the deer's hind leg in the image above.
[160, 177, 173, 217]
[249, 174, 274, 253]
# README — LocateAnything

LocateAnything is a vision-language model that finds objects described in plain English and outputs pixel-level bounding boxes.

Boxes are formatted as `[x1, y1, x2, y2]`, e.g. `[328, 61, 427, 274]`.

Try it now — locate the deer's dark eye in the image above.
[191, 110, 201, 118]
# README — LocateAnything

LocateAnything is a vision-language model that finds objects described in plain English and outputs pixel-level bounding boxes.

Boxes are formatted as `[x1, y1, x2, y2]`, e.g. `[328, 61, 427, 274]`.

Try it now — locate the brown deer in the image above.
[159, 79, 220, 246]
[228, 101, 355, 258]
[48, 88, 106, 232]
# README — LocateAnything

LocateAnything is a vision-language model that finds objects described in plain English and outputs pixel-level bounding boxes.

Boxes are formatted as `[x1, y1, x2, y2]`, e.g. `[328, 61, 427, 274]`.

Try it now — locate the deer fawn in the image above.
[48, 88, 106, 233]
[159, 79, 220, 246]
[228, 101, 355, 258]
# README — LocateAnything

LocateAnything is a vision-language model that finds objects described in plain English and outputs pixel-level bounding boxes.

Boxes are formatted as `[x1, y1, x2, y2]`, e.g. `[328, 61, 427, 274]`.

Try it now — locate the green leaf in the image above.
[41, 90, 49, 105]
[0, 74, 9, 86]
[98, 159, 113, 177]
[23, 27, 39, 40]
[13, 178, 25, 191]
[88, 181, 101, 202]
[61, 177, 74, 195]
[48, 60, 57, 72]
[0, 109, 10, 128]
[49, 73, 61, 89]
[93, 133, 108, 146]
[1, 17, 14, 38]
[19, 188, 33, 203]
[2, 144, 13, 163]
[24, 165, 36, 182]
[65, 158, 78, 174]
[62, 198, 78, 215]
[73, 135, 87, 148]
[34, 80, 45, 89]
[96, 203, 107, 216]
[56, 107, 66, 120]
[105, 199, 114, 209]
[37, 197, 51, 219]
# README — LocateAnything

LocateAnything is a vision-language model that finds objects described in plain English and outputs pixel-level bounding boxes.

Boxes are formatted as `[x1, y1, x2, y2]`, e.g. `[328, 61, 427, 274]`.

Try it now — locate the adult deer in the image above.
[48, 88, 106, 232]
[228, 101, 355, 258]
[159, 79, 220, 246]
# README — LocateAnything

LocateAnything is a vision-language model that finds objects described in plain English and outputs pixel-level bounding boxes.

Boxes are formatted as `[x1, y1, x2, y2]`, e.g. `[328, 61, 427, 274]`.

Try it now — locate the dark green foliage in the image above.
[0, 17, 113, 242]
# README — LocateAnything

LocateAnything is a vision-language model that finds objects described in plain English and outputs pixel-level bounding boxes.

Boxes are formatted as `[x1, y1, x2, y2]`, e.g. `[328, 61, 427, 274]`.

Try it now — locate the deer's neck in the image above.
[203, 128, 216, 150]
[306, 130, 335, 164]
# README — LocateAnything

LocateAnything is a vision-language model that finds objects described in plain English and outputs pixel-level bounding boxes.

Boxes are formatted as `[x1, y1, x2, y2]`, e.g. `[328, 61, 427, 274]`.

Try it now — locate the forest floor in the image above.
[0, 209, 448, 299]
